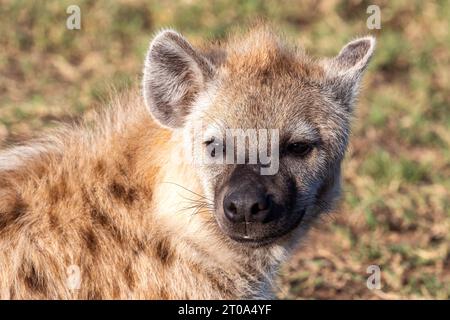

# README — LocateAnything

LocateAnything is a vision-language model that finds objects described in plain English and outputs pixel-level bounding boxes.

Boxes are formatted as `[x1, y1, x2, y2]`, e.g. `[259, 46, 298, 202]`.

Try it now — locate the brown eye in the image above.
[286, 142, 313, 157]
[204, 137, 225, 158]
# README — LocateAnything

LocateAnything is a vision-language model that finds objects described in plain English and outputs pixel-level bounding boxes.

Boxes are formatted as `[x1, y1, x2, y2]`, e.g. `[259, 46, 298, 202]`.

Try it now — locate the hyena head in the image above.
[143, 27, 375, 247]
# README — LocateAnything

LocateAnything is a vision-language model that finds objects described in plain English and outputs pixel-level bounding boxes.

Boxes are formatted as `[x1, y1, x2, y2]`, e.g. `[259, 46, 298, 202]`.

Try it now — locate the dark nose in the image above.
[223, 188, 273, 223]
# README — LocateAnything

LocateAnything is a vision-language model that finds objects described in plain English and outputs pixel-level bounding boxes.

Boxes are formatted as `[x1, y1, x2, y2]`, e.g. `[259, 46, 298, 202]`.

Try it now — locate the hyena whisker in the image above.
[177, 194, 214, 213]
[161, 181, 213, 202]
[178, 202, 213, 214]
[192, 206, 211, 217]
[178, 194, 214, 207]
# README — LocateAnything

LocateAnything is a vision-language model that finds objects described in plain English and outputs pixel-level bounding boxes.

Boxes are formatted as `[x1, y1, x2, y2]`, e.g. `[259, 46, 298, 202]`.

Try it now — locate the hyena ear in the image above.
[142, 29, 215, 128]
[323, 36, 376, 110]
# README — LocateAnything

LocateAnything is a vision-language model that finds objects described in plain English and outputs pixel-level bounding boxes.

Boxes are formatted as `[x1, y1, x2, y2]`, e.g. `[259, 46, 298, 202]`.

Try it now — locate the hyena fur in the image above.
[0, 26, 375, 299]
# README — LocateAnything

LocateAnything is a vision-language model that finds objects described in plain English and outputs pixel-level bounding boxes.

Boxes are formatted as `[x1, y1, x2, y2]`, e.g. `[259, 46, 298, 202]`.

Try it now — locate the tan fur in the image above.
[0, 27, 374, 299]
[0, 89, 286, 299]
[224, 27, 324, 80]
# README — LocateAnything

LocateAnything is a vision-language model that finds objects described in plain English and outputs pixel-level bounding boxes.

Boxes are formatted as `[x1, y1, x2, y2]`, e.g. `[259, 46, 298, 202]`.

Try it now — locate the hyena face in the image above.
[143, 28, 375, 246]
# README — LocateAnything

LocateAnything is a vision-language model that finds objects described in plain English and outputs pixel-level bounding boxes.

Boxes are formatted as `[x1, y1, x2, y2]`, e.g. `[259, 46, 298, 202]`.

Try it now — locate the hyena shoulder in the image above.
[0, 94, 180, 299]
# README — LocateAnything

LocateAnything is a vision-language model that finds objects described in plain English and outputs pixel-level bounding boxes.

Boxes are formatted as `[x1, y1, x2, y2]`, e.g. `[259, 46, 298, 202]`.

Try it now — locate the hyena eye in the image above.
[286, 142, 314, 158]
[204, 137, 225, 158]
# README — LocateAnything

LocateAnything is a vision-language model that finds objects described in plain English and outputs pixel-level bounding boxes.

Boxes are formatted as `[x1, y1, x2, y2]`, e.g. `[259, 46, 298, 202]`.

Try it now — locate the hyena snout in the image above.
[216, 165, 298, 246]
[223, 179, 274, 224]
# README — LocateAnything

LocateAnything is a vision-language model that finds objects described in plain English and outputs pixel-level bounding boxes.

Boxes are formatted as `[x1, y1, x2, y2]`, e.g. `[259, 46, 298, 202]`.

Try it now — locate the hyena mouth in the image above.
[226, 208, 307, 247]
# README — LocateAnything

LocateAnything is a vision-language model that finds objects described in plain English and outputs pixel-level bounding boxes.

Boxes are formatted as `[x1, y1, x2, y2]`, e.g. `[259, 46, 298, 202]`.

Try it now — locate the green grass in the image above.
[0, 0, 449, 299]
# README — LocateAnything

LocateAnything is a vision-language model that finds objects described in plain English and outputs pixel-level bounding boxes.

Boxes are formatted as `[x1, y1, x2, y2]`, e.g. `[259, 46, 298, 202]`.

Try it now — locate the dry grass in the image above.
[0, 0, 449, 299]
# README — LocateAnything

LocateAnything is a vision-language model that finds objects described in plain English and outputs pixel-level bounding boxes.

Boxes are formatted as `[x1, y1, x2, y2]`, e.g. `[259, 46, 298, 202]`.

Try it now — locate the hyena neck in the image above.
[150, 130, 288, 298]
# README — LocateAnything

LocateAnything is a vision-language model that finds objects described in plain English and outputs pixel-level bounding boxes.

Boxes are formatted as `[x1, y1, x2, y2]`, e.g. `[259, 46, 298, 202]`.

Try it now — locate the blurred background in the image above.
[0, 0, 449, 299]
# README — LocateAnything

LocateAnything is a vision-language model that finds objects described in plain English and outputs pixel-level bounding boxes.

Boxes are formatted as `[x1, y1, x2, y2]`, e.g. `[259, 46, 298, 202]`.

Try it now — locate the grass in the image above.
[0, 0, 449, 299]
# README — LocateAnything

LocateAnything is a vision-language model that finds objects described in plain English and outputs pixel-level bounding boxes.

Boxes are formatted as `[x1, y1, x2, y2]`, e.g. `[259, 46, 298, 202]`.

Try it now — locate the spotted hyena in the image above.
[0, 26, 375, 299]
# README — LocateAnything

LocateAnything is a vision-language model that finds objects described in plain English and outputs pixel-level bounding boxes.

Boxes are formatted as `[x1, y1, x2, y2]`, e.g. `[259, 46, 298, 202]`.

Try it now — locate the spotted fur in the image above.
[0, 26, 375, 299]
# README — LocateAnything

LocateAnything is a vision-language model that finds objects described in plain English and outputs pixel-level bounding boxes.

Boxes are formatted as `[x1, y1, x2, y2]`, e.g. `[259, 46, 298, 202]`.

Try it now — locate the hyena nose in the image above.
[223, 190, 273, 224]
